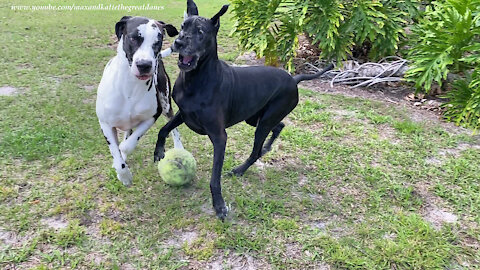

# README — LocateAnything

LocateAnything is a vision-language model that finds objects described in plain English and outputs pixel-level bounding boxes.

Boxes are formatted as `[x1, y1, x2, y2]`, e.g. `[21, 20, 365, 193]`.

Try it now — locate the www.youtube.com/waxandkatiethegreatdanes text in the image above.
[11, 4, 165, 12]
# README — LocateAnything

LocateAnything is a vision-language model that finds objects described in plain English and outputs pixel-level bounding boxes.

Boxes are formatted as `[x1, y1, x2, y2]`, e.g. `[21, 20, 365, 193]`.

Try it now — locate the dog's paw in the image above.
[229, 167, 245, 177]
[153, 147, 165, 162]
[214, 204, 229, 221]
[116, 166, 133, 187]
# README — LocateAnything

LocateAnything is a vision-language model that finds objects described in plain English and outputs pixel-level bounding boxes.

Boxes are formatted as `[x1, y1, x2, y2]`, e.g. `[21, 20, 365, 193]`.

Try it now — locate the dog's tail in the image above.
[293, 63, 334, 84]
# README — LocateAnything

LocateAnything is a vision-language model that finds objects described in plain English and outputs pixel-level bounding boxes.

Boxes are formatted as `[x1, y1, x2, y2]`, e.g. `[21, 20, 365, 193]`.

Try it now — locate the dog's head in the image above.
[115, 16, 178, 80]
[172, 0, 229, 72]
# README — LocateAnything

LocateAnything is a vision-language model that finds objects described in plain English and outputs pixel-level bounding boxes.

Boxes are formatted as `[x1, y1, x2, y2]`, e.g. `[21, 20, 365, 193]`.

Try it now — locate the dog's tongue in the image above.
[182, 55, 194, 65]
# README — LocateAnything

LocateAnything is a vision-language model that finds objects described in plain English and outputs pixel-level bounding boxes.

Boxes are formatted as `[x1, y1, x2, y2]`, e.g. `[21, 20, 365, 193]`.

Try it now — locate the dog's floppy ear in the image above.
[164, 24, 179, 37]
[186, 0, 199, 17]
[156, 21, 179, 37]
[210, 5, 229, 28]
[115, 16, 132, 41]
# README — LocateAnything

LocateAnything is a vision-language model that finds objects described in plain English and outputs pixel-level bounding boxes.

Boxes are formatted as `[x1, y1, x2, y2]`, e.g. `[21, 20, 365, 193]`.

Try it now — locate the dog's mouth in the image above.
[178, 54, 197, 70]
[136, 74, 152, 81]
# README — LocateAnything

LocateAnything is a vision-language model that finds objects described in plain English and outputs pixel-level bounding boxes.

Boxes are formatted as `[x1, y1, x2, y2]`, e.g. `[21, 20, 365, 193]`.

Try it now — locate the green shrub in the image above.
[231, 0, 418, 71]
[406, 0, 480, 93]
[444, 65, 480, 129]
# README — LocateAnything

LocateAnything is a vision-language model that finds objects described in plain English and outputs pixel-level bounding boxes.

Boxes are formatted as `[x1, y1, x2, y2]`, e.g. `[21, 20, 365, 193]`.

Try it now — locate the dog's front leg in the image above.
[164, 108, 184, 150]
[208, 130, 228, 220]
[119, 118, 156, 160]
[154, 112, 184, 161]
[100, 122, 133, 186]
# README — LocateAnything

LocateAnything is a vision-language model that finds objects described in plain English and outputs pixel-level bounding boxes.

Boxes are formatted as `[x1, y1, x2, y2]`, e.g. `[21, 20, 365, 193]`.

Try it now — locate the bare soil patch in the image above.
[41, 216, 69, 230]
[188, 252, 272, 270]
[0, 86, 18, 96]
[415, 183, 458, 230]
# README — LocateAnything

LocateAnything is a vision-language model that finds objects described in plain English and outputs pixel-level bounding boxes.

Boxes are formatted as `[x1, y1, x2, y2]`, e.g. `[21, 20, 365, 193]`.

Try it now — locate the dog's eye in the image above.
[129, 36, 141, 44]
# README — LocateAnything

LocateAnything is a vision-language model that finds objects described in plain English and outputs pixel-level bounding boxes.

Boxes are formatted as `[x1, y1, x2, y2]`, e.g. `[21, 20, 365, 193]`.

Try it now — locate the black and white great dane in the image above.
[153, 0, 333, 220]
[96, 16, 182, 186]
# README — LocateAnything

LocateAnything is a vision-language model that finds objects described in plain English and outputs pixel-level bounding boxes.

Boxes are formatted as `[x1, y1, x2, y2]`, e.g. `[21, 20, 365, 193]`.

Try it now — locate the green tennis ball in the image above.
[157, 148, 196, 186]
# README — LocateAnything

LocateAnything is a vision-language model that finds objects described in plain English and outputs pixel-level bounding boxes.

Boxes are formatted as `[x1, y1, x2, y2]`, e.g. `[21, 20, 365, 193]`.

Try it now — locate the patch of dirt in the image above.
[377, 125, 400, 144]
[83, 97, 95, 104]
[285, 242, 304, 258]
[109, 34, 119, 49]
[0, 86, 18, 96]
[164, 230, 199, 248]
[308, 220, 328, 231]
[424, 208, 458, 229]
[200, 202, 215, 216]
[298, 174, 309, 187]
[327, 109, 358, 120]
[99, 34, 119, 50]
[85, 251, 108, 266]
[47, 76, 63, 87]
[439, 142, 480, 157]
[41, 216, 69, 230]
[415, 183, 458, 230]
[425, 156, 443, 166]
[0, 228, 18, 246]
[120, 263, 136, 270]
[263, 153, 312, 173]
[83, 85, 97, 92]
[188, 252, 272, 270]
[0, 227, 35, 249]
[235, 51, 265, 66]
[304, 215, 351, 239]
[16, 63, 33, 70]
[426, 141, 480, 166]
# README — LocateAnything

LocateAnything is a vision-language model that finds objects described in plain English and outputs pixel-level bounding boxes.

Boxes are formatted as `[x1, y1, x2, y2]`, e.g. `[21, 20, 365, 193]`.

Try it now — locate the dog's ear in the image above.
[115, 16, 132, 41]
[210, 5, 229, 28]
[156, 21, 179, 37]
[186, 0, 199, 17]
[164, 24, 179, 37]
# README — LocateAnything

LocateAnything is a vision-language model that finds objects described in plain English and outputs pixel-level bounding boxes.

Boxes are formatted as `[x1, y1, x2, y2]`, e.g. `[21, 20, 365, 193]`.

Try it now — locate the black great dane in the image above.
[154, 0, 333, 220]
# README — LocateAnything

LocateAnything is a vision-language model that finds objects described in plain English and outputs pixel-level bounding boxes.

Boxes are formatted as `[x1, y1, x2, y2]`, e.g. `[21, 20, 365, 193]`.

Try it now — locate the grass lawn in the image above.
[1, 0, 479, 269]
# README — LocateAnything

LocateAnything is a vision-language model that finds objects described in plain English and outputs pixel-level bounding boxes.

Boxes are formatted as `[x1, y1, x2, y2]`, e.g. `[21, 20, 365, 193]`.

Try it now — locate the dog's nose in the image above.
[174, 39, 185, 49]
[136, 60, 152, 73]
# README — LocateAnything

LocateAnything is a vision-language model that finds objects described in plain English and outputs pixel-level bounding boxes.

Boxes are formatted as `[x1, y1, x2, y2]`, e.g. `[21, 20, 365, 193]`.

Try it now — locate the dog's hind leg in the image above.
[232, 94, 297, 177]
[261, 122, 285, 157]
[231, 123, 272, 176]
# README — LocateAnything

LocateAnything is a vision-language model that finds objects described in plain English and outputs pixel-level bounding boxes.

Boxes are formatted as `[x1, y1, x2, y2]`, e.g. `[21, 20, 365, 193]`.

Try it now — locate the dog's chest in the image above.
[173, 90, 216, 135]
[98, 81, 158, 131]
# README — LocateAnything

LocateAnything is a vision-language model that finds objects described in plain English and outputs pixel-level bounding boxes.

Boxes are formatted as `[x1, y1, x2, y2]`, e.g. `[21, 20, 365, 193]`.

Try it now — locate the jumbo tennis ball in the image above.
[157, 148, 196, 186]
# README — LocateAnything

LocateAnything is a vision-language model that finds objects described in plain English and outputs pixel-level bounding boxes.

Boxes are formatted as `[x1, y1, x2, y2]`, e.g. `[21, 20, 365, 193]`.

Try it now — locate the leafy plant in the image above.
[444, 65, 480, 129]
[406, 0, 480, 93]
[231, 0, 419, 70]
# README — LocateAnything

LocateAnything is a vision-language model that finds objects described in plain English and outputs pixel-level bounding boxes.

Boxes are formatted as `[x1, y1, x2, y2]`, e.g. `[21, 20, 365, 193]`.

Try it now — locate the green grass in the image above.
[1, 0, 480, 269]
